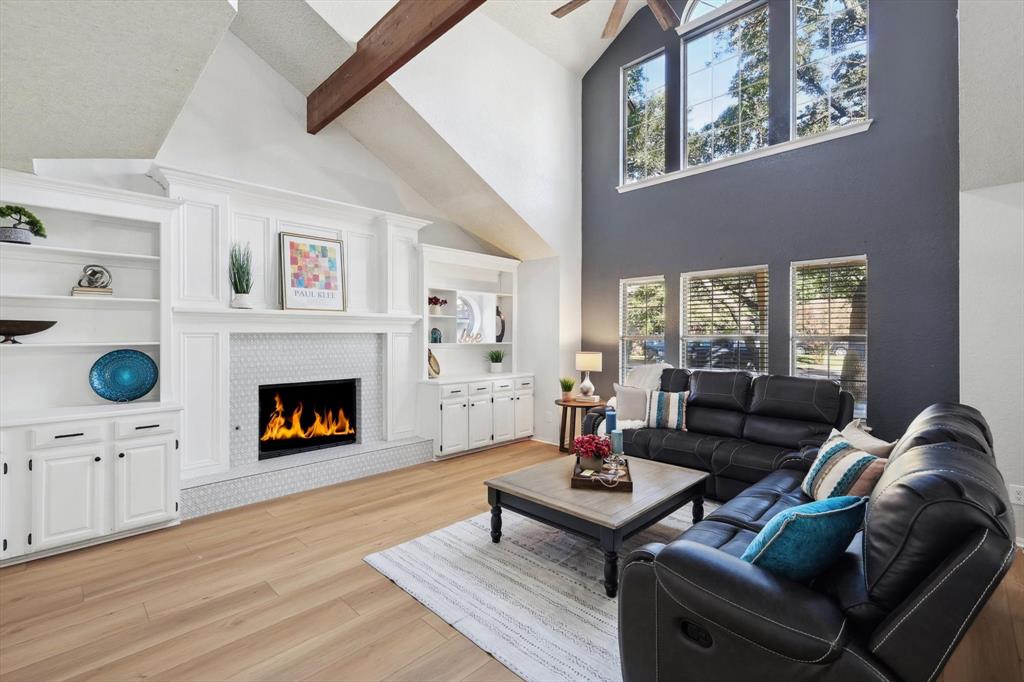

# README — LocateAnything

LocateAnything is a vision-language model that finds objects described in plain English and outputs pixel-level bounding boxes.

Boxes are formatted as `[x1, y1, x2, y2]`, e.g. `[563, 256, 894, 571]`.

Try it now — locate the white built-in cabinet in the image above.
[417, 375, 534, 459]
[0, 405, 182, 565]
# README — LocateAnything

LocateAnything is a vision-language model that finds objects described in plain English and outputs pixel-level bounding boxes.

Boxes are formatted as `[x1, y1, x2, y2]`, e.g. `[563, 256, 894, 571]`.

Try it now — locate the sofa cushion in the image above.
[888, 402, 994, 460]
[740, 496, 867, 583]
[623, 428, 725, 471]
[741, 414, 833, 449]
[658, 368, 691, 393]
[688, 370, 753, 411]
[748, 375, 842, 424]
[706, 469, 807, 531]
[709, 439, 796, 485]
[675, 520, 757, 558]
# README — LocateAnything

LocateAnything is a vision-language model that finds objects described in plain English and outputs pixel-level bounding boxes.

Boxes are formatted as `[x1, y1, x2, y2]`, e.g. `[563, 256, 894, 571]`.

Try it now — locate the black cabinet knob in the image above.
[94, 456, 101, 462]
[118, 453, 125, 458]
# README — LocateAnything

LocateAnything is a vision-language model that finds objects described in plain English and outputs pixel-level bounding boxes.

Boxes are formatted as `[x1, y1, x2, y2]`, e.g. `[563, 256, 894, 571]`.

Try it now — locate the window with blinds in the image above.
[681, 266, 769, 372]
[620, 276, 666, 381]
[791, 257, 868, 417]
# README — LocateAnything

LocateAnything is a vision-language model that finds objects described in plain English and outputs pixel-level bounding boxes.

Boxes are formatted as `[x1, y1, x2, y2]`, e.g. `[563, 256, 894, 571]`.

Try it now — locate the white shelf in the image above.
[0, 293, 160, 305]
[173, 306, 420, 321]
[0, 242, 159, 264]
[1, 401, 182, 427]
[0, 341, 159, 349]
[428, 314, 456, 319]
[428, 342, 512, 347]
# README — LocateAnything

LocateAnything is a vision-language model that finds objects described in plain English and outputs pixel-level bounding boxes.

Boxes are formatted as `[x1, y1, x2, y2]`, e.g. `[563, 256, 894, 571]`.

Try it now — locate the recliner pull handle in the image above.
[681, 621, 713, 648]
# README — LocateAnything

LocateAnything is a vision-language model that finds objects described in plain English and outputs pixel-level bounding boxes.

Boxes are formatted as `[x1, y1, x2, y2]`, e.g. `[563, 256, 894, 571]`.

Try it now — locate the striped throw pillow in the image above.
[801, 431, 887, 500]
[646, 390, 688, 430]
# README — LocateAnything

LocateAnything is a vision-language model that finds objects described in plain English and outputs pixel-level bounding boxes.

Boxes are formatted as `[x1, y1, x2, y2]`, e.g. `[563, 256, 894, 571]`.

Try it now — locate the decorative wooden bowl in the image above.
[0, 320, 57, 344]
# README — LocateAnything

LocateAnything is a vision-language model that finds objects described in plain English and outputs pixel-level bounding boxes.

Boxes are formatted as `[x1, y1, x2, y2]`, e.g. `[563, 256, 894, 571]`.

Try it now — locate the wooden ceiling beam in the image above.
[307, 0, 485, 135]
[646, 0, 681, 31]
[551, 0, 591, 18]
[602, 0, 629, 38]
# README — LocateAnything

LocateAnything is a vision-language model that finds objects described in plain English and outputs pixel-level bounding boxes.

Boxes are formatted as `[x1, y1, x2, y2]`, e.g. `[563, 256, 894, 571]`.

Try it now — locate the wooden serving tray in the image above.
[571, 458, 633, 492]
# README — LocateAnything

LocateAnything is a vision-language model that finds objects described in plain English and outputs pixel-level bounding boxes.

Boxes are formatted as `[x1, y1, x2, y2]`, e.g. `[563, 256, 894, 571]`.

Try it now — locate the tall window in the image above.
[791, 257, 867, 416]
[683, 3, 770, 167]
[681, 266, 769, 371]
[620, 276, 666, 381]
[622, 52, 667, 184]
[794, 0, 868, 137]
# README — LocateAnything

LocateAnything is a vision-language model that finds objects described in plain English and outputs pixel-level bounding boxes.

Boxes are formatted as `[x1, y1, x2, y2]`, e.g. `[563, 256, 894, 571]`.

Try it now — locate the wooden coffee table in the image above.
[485, 457, 707, 597]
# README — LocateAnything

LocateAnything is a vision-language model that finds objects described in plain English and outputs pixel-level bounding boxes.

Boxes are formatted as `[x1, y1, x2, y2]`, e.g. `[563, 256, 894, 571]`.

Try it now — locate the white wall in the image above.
[959, 182, 1024, 537]
[518, 257, 563, 444]
[33, 32, 505, 258]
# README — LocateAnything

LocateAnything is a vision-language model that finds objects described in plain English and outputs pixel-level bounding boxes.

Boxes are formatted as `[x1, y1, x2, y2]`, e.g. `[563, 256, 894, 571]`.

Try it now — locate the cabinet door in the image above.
[492, 395, 515, 443]
[30, 446, 107, 551]
[468, 399, 493, 450]
[515, 392, 534, 439]
[0, 451, 28, 560]
[114, 437, 177, 532]
[440, 400, 469, 455]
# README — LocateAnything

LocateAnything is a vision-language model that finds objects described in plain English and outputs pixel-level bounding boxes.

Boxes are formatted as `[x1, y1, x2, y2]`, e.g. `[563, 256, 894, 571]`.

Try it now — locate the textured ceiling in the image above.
[481, 0, 647, 76]
[0, 0, 237, 171]
[959, 0, 1024, 190]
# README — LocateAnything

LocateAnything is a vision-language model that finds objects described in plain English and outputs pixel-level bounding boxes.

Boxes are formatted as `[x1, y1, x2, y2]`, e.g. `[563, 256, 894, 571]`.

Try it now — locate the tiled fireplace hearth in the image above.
[179, 333, 431, 518]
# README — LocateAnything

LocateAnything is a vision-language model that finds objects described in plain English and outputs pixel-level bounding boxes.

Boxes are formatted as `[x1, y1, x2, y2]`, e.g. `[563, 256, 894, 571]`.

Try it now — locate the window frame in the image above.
[619, 48, 668, 186]
[789, 0, 870, 141]
[618, 275, 667, 383]
[680, 264, 770, 373]
[789, 254, 868, 416]
[679, 0, 771, 170]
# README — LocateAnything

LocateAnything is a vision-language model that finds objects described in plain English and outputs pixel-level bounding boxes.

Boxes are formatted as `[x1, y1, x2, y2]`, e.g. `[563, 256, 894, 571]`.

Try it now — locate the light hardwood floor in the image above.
[0, 441, 1020, 682]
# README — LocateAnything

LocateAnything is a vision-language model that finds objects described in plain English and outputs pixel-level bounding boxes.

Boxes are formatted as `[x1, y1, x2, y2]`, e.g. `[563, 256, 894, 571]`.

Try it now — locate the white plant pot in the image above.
[231, 293, 253, 309]
[490, 362, 503, 374]
[429, 304, 443, 315]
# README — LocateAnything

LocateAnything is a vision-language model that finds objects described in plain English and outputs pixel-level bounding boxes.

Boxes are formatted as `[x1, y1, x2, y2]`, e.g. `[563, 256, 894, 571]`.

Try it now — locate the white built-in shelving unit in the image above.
[0, 170, 179, 414]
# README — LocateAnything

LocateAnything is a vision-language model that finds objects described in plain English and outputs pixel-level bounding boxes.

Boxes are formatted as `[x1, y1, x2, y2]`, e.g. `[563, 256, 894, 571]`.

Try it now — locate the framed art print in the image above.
[279, 232, 346, 312]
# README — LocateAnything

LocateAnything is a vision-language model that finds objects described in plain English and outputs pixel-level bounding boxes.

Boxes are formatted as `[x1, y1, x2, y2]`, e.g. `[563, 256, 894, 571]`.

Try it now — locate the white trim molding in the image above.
[618, 119, 873, 194]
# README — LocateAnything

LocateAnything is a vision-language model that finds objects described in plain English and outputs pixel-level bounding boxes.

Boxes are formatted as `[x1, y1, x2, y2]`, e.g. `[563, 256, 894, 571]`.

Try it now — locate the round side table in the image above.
[555, 398, 607, 453]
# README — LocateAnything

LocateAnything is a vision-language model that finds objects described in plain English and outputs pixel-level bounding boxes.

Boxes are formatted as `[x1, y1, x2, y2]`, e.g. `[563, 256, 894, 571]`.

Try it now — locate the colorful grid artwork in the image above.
[289, 241, 339, 291]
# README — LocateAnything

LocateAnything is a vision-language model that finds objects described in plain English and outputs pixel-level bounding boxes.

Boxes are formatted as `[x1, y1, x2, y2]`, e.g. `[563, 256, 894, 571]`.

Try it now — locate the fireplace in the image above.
[258, 379, 358, 459]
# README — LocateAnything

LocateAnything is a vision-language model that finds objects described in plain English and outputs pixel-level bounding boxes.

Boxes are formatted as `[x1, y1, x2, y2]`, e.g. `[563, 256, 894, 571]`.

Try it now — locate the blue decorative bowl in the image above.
[89, 350, 158, 402]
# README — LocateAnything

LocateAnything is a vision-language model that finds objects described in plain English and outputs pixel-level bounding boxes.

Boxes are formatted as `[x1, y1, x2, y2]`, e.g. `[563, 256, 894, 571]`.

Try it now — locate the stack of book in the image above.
[71, 286, 112, 297]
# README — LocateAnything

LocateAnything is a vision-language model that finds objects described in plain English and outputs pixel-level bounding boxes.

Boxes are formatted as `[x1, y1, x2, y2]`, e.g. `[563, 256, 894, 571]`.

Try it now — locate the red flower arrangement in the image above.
[427, 296, 448, 306]
[573, 434, 611, 461]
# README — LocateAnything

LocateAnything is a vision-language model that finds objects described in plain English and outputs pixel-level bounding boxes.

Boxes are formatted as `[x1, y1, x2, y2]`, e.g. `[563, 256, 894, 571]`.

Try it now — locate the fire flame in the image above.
[260, 393, 354, 442]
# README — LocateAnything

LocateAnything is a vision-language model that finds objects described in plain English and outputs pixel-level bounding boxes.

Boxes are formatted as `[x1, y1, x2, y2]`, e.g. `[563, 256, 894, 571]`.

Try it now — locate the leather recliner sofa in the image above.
[617, 402, 1017, 682]
[583, 369, 855, 500]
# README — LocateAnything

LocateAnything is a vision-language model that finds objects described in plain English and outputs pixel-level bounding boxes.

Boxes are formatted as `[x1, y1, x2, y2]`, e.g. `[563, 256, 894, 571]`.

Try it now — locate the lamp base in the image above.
[579, 371, 595, 397]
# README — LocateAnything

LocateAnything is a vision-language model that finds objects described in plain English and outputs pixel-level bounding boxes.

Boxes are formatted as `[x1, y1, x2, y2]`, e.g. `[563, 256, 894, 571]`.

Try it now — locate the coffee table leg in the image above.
[490, 505, 502, 543]
[603, 550, 618, 598]
[692, 495, 704, 523]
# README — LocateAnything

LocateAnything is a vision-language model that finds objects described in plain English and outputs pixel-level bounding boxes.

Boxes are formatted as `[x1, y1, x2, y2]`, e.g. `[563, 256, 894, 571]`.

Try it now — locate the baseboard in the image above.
[530, 437, 560, 447]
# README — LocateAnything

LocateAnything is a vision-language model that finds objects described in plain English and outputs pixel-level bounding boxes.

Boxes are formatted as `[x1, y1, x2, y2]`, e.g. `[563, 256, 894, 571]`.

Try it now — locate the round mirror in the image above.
[456, 295, 481, 340]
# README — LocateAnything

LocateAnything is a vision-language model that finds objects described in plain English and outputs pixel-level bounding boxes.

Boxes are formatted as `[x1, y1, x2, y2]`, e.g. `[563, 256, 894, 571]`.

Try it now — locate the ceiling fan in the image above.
[551, 0, 680, 38]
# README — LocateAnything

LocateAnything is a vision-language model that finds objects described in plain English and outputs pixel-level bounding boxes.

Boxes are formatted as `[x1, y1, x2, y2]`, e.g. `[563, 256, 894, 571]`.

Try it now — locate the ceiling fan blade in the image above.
[646, 0, 680, 30]
[551, 0, 591, 18]
[602, 0, 629, 38]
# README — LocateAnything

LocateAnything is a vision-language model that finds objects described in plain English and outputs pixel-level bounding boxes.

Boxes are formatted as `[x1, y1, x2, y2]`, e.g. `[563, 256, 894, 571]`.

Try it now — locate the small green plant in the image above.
[0, 205, 46, 237]
[487, 349, 505, 363]
[559, 376, 576, 392]
[229, 242, 253, 294]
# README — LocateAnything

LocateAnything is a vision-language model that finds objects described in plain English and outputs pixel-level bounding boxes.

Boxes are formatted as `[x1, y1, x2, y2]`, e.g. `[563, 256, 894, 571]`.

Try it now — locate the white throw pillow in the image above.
[613, 383, 649, 421]
[597, 418, 646, 436]
[841, 419, 896, 457]
[622, 363, 672, 391]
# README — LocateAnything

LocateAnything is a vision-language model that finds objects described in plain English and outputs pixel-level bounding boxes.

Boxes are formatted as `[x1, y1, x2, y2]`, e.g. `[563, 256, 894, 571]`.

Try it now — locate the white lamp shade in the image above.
[575, 351, 603, 372]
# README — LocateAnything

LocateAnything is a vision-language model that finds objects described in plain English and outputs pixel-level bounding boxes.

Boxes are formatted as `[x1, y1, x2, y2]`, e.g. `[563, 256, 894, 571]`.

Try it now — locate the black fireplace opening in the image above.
[258, 379, 358, 459]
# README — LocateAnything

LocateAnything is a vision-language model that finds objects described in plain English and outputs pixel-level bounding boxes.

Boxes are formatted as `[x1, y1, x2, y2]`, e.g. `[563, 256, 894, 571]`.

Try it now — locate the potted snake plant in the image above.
[229, 242, 254, 309]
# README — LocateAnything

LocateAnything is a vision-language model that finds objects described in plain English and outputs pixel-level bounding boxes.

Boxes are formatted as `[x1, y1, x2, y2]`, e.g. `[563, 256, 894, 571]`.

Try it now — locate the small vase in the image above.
[490, 362, 503, 374]
[561, 391, 573, 401]
[429, 304, 442, 315]
[0, 227, 31, 244]
[231, 293, 253, 309]
[578, 455, 605, 472]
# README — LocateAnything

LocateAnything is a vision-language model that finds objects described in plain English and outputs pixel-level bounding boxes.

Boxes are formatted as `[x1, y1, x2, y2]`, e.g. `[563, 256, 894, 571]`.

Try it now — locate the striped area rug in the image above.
[365, 501, 714, 682]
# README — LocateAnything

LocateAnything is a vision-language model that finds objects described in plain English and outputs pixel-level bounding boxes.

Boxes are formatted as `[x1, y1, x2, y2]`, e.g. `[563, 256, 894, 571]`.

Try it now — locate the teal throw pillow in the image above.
[740, 496, 867, 583]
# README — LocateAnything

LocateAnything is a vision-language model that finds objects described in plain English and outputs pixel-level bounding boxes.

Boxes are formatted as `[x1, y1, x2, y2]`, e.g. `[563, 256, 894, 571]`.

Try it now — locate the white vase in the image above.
[231, 293, 253, 309]
[429, 304, 442, 315]
[490, 362, 503, 374]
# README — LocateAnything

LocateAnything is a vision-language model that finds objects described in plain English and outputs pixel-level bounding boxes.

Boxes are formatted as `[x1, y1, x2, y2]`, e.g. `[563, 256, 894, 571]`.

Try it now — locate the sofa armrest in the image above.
[648, 540, 848, 663]
[778, 444, 820, 471]
[582, 406, 608, 436]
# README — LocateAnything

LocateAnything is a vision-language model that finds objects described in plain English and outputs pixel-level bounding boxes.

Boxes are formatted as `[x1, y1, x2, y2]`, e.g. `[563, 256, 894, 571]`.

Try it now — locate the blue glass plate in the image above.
[89, 350, 158, 402]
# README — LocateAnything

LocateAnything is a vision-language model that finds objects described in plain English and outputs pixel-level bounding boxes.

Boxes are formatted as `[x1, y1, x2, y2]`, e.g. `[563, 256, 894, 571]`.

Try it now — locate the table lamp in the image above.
[575, 351, 603, 399]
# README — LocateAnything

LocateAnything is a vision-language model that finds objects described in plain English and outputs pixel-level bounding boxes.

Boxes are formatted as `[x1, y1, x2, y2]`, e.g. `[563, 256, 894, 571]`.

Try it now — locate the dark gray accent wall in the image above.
[582, 0, 959, 439]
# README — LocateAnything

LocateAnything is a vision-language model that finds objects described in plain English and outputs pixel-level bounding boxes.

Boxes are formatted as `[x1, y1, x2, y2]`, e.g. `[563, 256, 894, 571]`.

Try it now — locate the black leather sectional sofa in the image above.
[583, 369, 854, 500]
[583, 371, 1017, 681]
